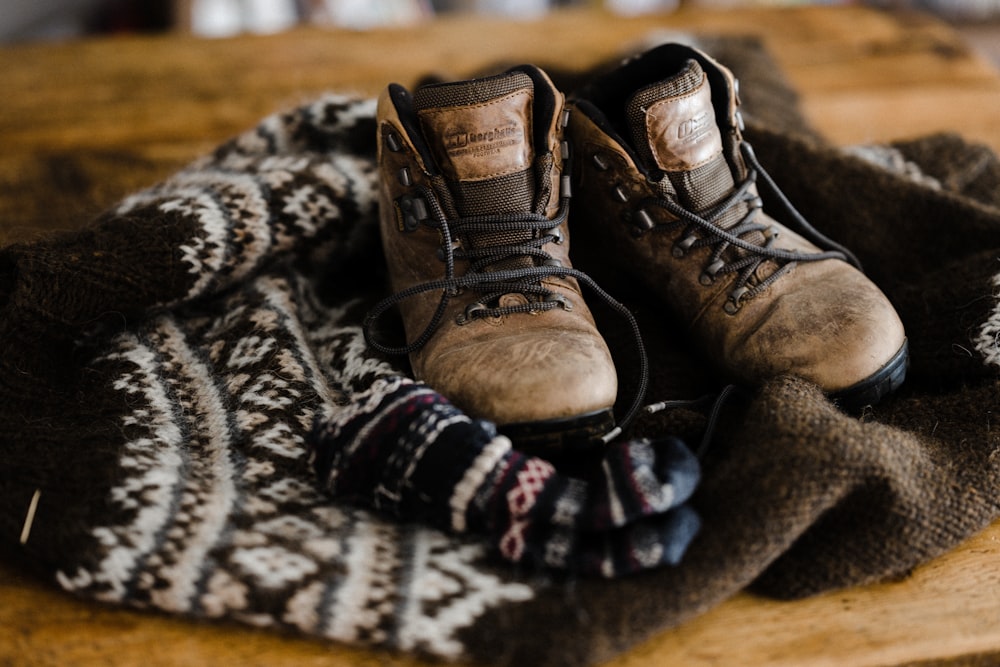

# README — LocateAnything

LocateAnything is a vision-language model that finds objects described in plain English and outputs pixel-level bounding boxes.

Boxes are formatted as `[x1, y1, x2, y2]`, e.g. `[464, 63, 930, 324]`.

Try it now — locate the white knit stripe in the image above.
[396, 535, 534, 658]
[325, 520, 401, 644]
[157, 186, 232, 301]
[974, 272, 1000, 368]
[164, 169, 274, 283]
[147, 317, 238, 613]
[55, 331, 184, 602]
[449, 436, 513, 532]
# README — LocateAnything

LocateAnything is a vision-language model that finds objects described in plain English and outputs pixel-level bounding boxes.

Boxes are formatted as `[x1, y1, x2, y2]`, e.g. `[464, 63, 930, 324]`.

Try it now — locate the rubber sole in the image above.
[499, 407, 616, 469]
[831, 338, 909, 411]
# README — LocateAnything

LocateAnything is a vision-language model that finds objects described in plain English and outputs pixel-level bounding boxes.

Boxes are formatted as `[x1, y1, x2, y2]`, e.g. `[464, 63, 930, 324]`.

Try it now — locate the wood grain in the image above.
[2, 5, 1000, 666]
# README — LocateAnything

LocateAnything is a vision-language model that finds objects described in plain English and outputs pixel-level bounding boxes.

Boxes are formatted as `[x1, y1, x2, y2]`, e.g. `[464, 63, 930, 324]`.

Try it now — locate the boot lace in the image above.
[363, 178, 649, 441]
[644, 142, 862, 314]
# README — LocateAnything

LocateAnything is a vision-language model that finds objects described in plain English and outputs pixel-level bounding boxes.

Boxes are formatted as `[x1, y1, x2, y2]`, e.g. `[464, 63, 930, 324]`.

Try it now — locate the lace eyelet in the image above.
[545, 293, 573, 311]
[460, 302, 486, 323]
[700, 259, 725, 285]
[592, 153, 610, 171]
[385, 131, 402, 152]
[633, 208, 655, 232]
[724, 286, 749, 314]
[397, 167, 413, 187]
[673, 234, 697, 258]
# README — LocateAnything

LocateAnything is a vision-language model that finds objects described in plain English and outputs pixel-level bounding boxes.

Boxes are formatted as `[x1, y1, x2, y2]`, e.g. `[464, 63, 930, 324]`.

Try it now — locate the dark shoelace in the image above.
[643, 142, 862, 314]
[645, 384, 742, 459]
[363, 181, 649, 442]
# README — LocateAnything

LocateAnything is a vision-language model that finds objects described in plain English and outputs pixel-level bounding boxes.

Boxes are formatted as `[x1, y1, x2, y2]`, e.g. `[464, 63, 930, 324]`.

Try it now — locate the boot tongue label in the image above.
[645, 75, 723, 172]
[418, 89, 534, 182]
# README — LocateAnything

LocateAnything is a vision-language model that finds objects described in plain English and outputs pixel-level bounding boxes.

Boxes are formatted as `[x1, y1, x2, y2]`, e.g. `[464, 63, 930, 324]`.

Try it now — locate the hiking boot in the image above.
[568, 44, 908, 407]
[365, 66, 621, 450]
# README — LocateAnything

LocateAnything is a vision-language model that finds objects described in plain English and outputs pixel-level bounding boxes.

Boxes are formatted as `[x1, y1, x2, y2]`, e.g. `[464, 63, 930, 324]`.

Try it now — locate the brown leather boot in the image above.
[568, 44, 908, 407]
[366, 66, 624, 449]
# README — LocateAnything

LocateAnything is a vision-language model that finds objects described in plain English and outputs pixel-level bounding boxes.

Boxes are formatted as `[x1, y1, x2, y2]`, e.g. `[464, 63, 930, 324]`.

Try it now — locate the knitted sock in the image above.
[309, 377, 701, 577]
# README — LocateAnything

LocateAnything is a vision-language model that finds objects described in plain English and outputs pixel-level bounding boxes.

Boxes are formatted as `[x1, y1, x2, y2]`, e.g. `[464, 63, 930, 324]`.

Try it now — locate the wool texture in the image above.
[310, 376, 701, 576]
[2, 37, 1000, 667]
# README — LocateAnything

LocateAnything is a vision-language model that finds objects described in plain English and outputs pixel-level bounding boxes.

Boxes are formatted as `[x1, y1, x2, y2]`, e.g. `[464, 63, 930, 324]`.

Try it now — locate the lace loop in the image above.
[363, 187, 651, 436]
[643, 141, 862, 312]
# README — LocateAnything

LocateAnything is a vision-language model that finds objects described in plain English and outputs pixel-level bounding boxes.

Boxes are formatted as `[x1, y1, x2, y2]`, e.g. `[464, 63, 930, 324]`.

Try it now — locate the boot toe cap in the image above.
[421, 327, 619, 427]
[729, 263, 907, 396]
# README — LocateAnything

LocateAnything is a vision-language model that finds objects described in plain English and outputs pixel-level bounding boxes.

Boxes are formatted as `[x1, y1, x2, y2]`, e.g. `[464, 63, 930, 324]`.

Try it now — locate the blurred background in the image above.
[1, 0, 999, 43]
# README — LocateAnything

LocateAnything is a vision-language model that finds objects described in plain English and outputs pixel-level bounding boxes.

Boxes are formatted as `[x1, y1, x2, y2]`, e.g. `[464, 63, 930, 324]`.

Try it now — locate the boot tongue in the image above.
[413, 70, 536, 217]
[625, 59, 742, 228]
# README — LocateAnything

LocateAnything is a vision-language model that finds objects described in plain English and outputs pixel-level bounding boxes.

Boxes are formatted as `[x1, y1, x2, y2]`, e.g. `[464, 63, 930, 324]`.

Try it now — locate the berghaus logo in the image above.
[445, 123, 523, 150]
[677, 111, 711, 140]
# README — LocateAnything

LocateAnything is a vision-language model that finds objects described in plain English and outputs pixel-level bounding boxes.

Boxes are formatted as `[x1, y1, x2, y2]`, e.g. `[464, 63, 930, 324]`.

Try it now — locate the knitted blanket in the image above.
[3, 37, 1000, 666]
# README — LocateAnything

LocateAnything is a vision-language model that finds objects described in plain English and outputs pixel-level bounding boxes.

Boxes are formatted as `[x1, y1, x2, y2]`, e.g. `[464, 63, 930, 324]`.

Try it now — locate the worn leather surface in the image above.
[568, 48, 906, 393]
[376, 78, 618, 425]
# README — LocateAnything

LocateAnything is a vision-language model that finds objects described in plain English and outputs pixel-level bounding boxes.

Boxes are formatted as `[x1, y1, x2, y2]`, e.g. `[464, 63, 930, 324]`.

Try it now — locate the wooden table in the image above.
[3, 5, 1000, 665]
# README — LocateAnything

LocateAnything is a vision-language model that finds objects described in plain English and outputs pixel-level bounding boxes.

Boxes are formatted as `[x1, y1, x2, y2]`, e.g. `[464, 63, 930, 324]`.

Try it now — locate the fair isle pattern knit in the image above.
[310, 377, 701, 576]
[40, 94, 541, 659]
[53, 276, 535, 656]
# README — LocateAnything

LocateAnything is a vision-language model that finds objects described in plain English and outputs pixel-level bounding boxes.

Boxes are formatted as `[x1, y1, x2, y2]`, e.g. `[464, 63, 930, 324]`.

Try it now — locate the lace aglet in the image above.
[645, 401, 667, 414]
[600, 426, 622, 444]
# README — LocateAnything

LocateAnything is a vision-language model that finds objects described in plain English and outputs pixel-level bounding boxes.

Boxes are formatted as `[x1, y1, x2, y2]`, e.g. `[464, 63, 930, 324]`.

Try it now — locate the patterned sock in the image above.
[310, 377, 701, 577]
